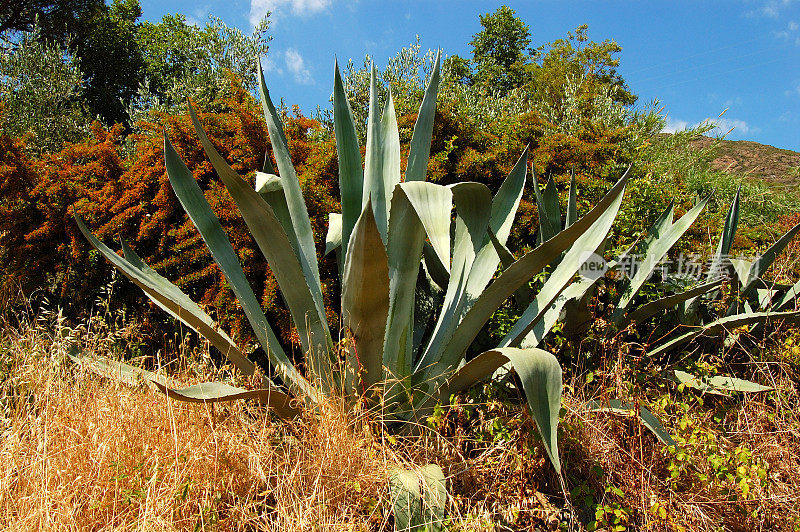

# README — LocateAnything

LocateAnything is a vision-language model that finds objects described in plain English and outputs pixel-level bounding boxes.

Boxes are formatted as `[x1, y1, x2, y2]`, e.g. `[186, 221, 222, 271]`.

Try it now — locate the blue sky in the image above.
[138, 0, 800, 150]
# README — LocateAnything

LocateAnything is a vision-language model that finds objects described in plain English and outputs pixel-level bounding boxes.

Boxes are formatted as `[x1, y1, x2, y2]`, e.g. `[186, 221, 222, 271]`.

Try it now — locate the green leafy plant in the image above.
[73, 53, 639, 494]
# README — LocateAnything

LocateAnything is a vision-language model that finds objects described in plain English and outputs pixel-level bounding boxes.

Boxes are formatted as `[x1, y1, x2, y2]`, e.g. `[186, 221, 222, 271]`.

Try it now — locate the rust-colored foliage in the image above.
[0, 81, 340, 351]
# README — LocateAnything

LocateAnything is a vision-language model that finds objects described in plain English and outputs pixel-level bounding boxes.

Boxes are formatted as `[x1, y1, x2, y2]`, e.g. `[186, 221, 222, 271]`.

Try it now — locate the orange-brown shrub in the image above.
[0, 82, 340, 352]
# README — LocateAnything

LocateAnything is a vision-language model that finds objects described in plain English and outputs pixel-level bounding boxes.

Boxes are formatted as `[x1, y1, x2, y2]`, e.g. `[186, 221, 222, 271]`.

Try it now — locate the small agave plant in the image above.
[73, 52, 637, 485]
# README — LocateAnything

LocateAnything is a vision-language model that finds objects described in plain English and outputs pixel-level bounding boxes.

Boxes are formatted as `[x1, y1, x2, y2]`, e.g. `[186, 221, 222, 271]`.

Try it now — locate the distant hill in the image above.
[690, 136, 800, 186]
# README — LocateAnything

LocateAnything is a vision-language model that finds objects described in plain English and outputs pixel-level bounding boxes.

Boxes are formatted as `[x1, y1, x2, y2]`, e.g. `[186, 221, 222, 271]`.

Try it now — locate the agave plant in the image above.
[511, 177, 800, 373]
[73, 52, 639, 482]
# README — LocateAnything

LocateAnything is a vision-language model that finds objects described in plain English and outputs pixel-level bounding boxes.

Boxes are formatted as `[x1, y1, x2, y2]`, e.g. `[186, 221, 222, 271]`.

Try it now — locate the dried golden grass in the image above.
[3, 312, 800, 531]
[0, 316, 399, 531]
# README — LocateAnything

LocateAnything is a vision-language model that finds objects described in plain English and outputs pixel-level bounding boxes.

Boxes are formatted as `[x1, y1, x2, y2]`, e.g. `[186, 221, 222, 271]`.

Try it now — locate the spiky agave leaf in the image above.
[69, 355, 300, 419]
[442, 347, 563, 473]
[586, 399, 676, 446]
[388, 464, 446, 532]
[74, 216, 255, 377]
[188, 105, 334, 382]
[341, 201, 389, 394]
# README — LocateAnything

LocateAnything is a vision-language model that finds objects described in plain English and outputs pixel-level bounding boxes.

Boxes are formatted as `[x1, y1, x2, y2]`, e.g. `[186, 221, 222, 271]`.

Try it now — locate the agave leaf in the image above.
[674, 370, 772, 394]
[520, 276, 599, 348]
[342, 202, 389, 393]
[585, 398, 676, 446]
[385, 183, 454, 380]
[742, 221, 800, 296]
[418, 183, 492, 371]
[70, 355, 300, 418]
[443, 347, 562, 473]
[542, 175, 562, 236]
[439, 168, 630, 370]
[422, 241, 450, 290]
[189, 107, 332, 378]
[499, 182, 624, 347]
[613, 196, 709, 321]
[390, 468, 422, 532]
[69, 353, 166, 387]
[163, 132, 315, 400]
[419, 464, 447, 532]
[120, 240, 254, 374]
[709, 187, 740, 279]
[402, 183, 453, 272]
[490, 147, 528, 245]
[417, 151, 528, 373]
[405, 50, 441, 183]
[566, 169, 577, 228]
[625, 280, 723, 326]
[324, 213, 343, 256]
[75, 216, 256, 376]
[730, 257, 753, 287]
[363, 63, 390, 241]
[532, 169, 558, 243]
[254, 172, 304, 265]
[648, 310, 800, 359]
[381, 90, 402, 216]
[257, 61, 323, 294]
[333, 59, 364, 258]
[775, 278, 800, 311]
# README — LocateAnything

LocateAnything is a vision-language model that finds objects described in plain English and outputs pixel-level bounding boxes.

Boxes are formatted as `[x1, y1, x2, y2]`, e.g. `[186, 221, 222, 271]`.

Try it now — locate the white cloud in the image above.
[249, 0, 331, 26]
[760, 0, 795, 18]
[662, 117, 689, 133]
[700, 117, 757, 137]
[284, 48, 313, 84]
[662, 116, 758, 137]
[776, 19, 800, 40]
[261, 56, 282, 76]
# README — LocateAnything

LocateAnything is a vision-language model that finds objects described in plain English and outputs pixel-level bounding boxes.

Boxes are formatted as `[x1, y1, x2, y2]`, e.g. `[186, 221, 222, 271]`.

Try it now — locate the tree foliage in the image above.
[0, 0, 103, 43]
[0, 29, 89, 153]
[469, 5, 534, 92]
[131, 14, 270, 121]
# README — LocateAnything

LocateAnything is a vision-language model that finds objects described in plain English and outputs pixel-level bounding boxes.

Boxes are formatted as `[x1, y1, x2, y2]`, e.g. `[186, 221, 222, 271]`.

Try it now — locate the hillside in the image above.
[691, 136, 800, 186]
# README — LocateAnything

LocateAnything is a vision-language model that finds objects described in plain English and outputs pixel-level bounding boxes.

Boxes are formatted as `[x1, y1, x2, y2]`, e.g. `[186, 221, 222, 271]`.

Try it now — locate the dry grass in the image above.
[0, 314, 399, 531]
[3, 312, 800, 531]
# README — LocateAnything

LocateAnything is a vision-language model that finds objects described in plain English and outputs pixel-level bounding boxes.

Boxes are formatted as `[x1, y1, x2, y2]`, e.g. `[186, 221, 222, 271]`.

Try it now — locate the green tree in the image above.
[529, 24, 636, 127]
[0, 28, 90, 153]
[132, 13, 270, 120]
[469, 5, 535, 92]
[72, 0, 143, 126]
[0, 0, 103, 45]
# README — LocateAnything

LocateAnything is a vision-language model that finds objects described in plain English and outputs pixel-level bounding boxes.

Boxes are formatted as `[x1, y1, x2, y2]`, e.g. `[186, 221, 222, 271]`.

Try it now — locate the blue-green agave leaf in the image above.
[342, 202, 389, 393]
[71, 354, 299, 418]
[626, 280, 723, 326]
[385, 182, 453, 379]
[444, 347, 563, 473]
[333, 58, 363, 258]
[75, 216, 256, 376]
[586, 398, 676, 446]
[324, 213, 342, 256]
[189, 106, 332, 378]
[405, 50, 441, 183]
[741, 221, 800, 296]
[163, 132, 315, 400]
[613, 195, 709, 321]
[674, 370, 771, 394]
[566, 169, 577, 228]
[257, 61, 323, 297]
